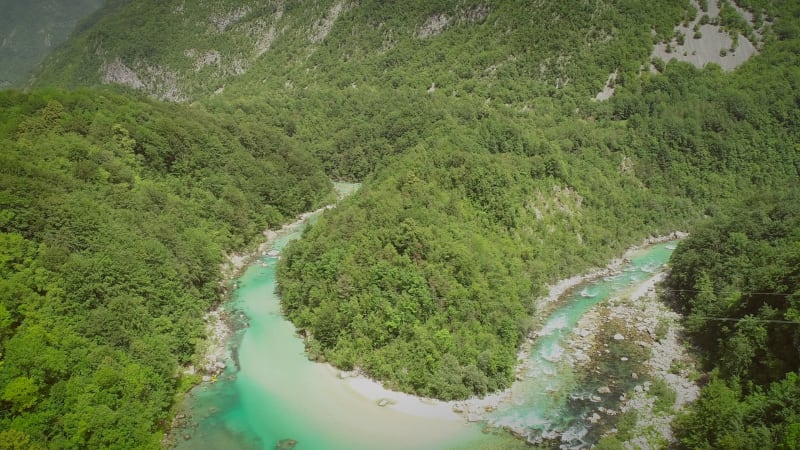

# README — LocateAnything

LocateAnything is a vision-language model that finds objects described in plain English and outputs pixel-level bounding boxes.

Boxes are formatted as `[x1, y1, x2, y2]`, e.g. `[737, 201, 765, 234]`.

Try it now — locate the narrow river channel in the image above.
[487, 241, 676, 448]
[172, 197, 677, 449]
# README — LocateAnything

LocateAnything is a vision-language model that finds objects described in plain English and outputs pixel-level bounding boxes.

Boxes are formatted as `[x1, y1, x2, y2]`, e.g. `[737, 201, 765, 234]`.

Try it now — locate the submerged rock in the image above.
[376, 398, 392, 407]
[275, 438, 297, 449]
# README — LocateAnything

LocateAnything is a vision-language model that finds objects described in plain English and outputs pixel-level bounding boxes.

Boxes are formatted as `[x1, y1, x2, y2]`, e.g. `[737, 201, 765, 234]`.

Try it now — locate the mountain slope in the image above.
[0, 88, 331, 448]
[32, 0, 688, 101]
[668, 189, 800, 449]
[0, 0, 106, 88]
[275, 0, 800, 397]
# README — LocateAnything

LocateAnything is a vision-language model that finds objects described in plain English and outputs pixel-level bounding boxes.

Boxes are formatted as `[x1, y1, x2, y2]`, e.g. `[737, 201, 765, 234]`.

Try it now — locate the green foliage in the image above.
[0, 89, 331, 448]
[275, 0, 800, 400]
[719, 0, 753, 39]
[669, 190, 800, 448]
[668, 191, 800, 383]
[650, 378, 677, 413]
[615, 410, 639, 441]
[6, 0, 800, 445]
[594, 435, 625, 450]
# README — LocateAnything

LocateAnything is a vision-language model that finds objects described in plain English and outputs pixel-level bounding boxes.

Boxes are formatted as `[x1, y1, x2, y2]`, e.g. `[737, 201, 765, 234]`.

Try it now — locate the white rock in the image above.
[613, 333, 625, 340]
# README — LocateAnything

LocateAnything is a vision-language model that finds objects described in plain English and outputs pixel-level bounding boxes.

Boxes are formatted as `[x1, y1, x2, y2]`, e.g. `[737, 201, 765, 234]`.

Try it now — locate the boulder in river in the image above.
[376, 398, 393, 407]
[275, 438, 297, 449]
[467, 413, 483, 422]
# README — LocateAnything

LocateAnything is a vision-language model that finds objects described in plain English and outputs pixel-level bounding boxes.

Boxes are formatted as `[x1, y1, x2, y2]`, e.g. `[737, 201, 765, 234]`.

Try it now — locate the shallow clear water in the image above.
[173, 220, 675, 450]
[487, 242, 676, 447]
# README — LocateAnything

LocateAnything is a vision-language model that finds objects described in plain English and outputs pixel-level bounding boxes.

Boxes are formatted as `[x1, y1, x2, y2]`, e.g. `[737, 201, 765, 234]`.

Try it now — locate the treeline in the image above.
[0, 89, 331, 448]
[666, 190, 800, 449]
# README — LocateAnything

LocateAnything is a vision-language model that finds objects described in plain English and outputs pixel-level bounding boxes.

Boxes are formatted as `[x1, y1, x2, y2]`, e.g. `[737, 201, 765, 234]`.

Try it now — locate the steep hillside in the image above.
[3, 0, 799, 447]
[0, 89, 331, 448]
[276, 0, 800, 398]
[667, 189, 800, 449]
[0, 0, 106, 88]
[32, 0, 688, 101]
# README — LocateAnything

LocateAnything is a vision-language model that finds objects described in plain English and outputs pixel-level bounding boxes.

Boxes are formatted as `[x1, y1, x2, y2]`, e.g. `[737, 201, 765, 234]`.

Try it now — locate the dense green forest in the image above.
[278, 0, 800, 399]
[0, 89, 331, 447]
[666, 190, 800, 449]
[1, 0, 799, 447]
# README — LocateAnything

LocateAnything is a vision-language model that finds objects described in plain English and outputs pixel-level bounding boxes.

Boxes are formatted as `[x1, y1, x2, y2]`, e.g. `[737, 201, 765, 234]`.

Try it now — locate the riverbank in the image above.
[168, 227, 686, 449]
[539, 232, 687, 310]
[448, 233, 687, 425]
[334, 367, 464, 421]
[190, 183, 358, 380]
[316, 233, 688, 428]
[566, 270, 699, 447]
[167, 183, 360, 448]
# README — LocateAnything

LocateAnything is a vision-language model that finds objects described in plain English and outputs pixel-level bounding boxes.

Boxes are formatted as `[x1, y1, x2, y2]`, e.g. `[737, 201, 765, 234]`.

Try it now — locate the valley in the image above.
[0, 1, 798, 449]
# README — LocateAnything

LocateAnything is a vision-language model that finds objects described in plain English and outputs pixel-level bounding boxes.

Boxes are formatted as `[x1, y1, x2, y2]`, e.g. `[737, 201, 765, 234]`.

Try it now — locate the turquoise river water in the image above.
[172, 206, 677, 449]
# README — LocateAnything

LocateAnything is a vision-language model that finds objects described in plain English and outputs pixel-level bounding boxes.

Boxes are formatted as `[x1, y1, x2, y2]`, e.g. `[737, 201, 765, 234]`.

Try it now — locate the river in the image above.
[171, 196, 678, 449]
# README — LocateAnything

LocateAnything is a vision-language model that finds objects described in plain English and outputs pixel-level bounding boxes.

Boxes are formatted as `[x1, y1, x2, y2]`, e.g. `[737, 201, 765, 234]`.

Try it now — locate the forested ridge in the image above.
[279, 0, 800, 399]
[0, 0, 799, 448]
[0, 89, 331, 447]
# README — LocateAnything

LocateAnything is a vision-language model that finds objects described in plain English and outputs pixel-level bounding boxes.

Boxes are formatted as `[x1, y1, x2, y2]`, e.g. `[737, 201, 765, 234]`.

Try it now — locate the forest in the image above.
[0, 0, 798, 448]
[667, 190, 800, 449]
[278, 0, 800, 399]
[0, 89, 331, 447]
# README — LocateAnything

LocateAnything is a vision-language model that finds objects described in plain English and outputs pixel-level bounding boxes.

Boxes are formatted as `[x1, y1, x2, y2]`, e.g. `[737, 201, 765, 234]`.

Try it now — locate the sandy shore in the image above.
[332, 367, 464, 421]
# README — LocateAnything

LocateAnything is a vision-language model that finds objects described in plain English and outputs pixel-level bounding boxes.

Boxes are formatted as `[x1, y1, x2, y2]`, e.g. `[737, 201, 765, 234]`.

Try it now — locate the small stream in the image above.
[170, 196, 677, 449]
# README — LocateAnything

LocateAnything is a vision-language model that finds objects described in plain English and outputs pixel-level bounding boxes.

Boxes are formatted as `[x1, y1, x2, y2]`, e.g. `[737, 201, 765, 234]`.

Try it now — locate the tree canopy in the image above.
[0, 89, 331, 448]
